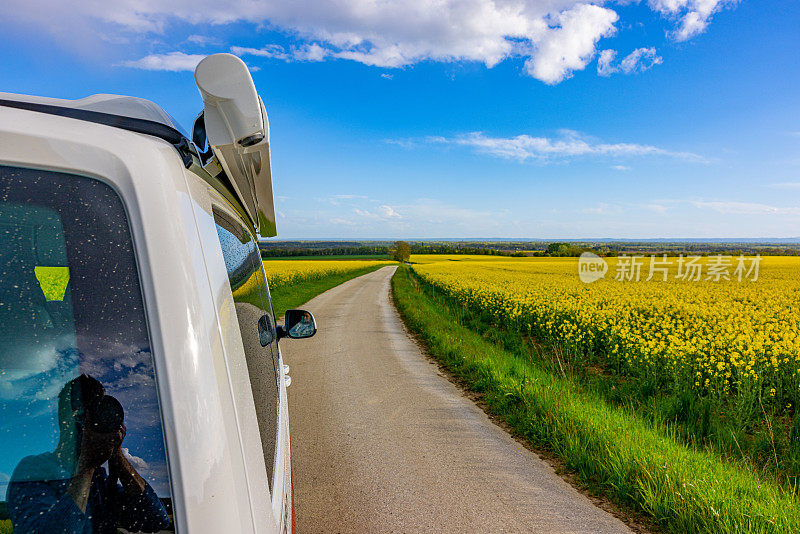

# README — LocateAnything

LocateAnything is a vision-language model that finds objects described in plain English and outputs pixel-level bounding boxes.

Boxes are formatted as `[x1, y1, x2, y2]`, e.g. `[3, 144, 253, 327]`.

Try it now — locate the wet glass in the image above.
[213, 208, 279, 490]
[0, 166, 174, 533]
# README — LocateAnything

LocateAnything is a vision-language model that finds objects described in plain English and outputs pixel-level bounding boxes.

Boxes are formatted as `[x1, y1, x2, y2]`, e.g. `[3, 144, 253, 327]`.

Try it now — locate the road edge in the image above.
[388, 266, 656, 534]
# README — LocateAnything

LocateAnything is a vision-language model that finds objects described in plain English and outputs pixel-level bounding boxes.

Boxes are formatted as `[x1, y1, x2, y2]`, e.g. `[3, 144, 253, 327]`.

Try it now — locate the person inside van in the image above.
[6, 374, 170, 534]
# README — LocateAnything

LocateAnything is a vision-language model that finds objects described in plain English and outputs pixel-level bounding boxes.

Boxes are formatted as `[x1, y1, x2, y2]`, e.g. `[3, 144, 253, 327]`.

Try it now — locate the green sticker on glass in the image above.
[34, 266, 70, 301]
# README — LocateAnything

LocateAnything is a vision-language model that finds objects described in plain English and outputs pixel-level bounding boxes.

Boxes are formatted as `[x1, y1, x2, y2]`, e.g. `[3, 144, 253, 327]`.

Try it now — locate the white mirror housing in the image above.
[194, 53, 277, 236]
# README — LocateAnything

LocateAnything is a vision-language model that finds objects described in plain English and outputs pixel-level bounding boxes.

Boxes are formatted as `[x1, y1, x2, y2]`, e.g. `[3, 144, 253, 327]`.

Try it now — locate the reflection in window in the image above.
[213, 208, 279, 490]
[0, 166, 173, 533]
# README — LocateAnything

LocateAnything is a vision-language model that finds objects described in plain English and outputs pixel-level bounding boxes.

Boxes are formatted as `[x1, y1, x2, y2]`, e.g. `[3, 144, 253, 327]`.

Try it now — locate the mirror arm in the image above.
[276, 325, 288, 340]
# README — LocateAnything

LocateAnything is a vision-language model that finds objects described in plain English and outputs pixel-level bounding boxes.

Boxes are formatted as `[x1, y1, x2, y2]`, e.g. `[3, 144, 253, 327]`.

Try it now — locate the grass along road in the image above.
[408, 254, 800, 483]
[284, 266, 630, 532]
[391, 265, 800, 533]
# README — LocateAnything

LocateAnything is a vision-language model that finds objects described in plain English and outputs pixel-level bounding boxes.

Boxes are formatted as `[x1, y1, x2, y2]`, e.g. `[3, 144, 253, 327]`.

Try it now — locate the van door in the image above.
[211, 207, 281, 492]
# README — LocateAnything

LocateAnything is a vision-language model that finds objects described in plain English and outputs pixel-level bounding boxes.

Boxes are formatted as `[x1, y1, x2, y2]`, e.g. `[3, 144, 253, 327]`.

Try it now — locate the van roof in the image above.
[0, 92, 187, 136]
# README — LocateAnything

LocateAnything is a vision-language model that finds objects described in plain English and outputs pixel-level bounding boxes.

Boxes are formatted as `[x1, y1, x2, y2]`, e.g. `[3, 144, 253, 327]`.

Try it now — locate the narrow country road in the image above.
[284, 266, 632, 533]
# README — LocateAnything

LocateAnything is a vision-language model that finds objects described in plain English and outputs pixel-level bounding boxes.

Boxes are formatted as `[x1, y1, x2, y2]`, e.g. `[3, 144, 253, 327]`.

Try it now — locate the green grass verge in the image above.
[270, 264, 387, 318]
[391, 265, 799, 533]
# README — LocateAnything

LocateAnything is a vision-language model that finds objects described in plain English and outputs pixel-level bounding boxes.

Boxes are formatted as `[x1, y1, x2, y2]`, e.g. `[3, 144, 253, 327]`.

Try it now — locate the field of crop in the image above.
[262, 259, 394, 290]
[393, 264, 800, 533]
[411, 254, 800, 479]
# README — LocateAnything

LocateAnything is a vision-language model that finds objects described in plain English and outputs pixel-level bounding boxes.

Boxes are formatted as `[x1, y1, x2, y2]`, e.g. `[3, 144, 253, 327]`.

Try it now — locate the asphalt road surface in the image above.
[284, 266, 632, 533]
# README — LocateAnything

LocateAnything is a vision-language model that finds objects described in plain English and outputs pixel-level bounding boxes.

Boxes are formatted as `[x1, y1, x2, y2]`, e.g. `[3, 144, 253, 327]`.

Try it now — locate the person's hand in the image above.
[109, 423, 128, 468]
[76, 426, 119, 474]
[107, 423, 147, 495]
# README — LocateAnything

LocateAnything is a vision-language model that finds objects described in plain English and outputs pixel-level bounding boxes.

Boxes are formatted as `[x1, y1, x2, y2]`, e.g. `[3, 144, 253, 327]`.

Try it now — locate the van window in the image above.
[0, 166, 174, 532]
[213, 208, 279, 490]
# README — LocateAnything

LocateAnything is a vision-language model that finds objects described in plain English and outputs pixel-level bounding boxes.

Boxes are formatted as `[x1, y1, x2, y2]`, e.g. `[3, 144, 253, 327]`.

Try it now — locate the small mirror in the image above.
[192, 110, 207, 151]
[192, 110, 212, 164]
[258, 314, 275, 346]
[284, 309, 316, 339]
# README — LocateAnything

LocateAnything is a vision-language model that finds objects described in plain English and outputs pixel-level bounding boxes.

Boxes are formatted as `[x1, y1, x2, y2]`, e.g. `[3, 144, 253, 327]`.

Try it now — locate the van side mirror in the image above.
[277, 309, 317, 340]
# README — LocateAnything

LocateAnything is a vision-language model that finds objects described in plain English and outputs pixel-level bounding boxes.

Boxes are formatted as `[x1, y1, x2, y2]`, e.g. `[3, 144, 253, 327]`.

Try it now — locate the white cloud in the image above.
[353, 208, 379, 219]
[321, 194, 370, 206]
[122, 447, 150, 470]
[645, 203, 668, 214]
[391, 198, 499, 230]
[281, 195, 506, 237]
[582, 203, 622, 215]
[619, 47, 663, 73]
[118, 52, 206, 71]
[186, 34, 221, 46]
[597, 47, 662, 76]
[597, 49, 617, 76]
[230, 45, 288, 60]
[523, 4, 618, 84]
[770, 182, 800, 189]
[692, 200, 800, 215]
[329, 217, 358, 226]
[612, 165, 632, 171]
[384, 138, 418, 149]
[8, 0, 737, 82]
[1, 0, 622, 84]
[296, 43, 329, 62]
[292, 43, 329, 61]
[379, 205, 402, 218]
[230, 43, 331, 62]
[352, 205, 402, 220]
[649, 0, 737, 41]
[424, 130, 704, 162]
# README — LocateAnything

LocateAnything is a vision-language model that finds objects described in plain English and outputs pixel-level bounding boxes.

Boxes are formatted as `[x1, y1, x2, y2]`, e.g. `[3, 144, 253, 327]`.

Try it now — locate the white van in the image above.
[0, 53, 314, 533]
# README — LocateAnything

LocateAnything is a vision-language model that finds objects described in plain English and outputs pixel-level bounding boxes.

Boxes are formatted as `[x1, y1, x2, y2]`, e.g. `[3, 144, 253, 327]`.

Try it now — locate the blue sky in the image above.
[2, 1, 799, 239]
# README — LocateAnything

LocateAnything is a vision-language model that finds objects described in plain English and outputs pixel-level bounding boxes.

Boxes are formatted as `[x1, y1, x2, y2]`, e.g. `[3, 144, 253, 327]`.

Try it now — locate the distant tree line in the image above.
[406, 243, 527, 257]
[259, 239, 800, 258]
[260, 243, 390, 257]
[529, 242, 800, 257]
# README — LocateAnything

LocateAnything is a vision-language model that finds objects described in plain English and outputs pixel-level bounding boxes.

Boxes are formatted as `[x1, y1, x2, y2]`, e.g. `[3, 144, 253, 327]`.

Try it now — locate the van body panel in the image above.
[0, 106, 285, 533]
[182, 171, 277, 532]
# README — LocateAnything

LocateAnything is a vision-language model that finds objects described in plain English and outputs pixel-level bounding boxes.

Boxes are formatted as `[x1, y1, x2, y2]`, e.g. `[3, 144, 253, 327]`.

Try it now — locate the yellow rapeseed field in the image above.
[411, 255, 800, 404]
[262, 259, 394, 290]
